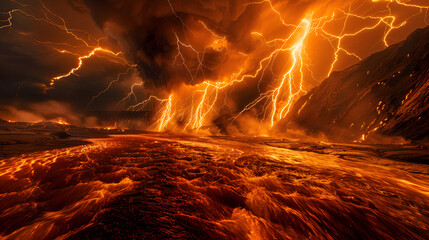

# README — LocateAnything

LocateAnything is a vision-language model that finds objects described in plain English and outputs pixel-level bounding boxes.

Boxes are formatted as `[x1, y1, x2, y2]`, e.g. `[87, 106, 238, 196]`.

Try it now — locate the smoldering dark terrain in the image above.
[0, 120, 428, 239]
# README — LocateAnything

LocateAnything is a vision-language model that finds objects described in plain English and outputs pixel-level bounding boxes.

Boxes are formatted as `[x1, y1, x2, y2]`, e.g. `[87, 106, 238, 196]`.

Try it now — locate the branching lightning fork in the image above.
[1, 0, 428, 132]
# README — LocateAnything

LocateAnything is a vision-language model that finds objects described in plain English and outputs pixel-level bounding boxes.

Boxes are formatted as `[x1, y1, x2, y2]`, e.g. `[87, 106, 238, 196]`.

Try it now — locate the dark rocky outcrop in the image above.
[279, 25, 429, 141]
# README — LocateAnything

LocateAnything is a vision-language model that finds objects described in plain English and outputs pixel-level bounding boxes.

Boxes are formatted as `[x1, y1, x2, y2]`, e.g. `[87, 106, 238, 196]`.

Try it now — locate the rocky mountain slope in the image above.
[280, 25, 429, 142]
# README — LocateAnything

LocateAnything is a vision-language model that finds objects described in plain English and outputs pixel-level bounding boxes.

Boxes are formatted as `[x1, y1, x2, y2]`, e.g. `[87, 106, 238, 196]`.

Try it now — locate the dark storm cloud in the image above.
[66, 0, 89, 13]
[0, 0, 146, 123]
[3, 0, 401, 125]
[80, 0, 345, 90]
[0, 20, 134, 123]
[82, 0, 260, 88]
[0, 0, 340, 123]
[0, 30, 131, 104]
[0, 32, 69, 104]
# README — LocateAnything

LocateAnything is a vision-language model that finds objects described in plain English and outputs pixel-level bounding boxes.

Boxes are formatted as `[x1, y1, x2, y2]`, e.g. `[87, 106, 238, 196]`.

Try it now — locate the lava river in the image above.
[0, 134, 428, 239]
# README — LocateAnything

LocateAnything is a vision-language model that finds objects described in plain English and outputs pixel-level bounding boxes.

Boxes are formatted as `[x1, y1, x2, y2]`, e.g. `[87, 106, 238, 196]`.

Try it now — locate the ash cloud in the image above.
[81, 0, 338, 89]
[82, 0, 253, 88]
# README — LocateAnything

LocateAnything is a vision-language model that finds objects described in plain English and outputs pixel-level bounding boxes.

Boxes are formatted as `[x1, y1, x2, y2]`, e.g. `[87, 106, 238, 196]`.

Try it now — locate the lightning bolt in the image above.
[127, 94, 175, 131]
[88, 65, 137, 106]
[154, 0, 428, 132]
[155, 94, 174, 131]
[1, 0, 131, 89]
[2, 0, 428, 133]
[117, 81, 144, 107]
[50, 47, 128, 86]
[232, 15, 312, 127]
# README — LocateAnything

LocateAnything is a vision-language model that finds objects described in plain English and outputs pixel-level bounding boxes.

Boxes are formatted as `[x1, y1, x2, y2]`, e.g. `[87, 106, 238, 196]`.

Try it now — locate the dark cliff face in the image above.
[279, 25, 429, 141]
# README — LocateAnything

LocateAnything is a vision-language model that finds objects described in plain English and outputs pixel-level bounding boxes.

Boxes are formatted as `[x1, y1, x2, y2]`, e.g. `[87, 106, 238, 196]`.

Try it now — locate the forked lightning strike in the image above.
[1, 0, 428, 132]
[1, 1, 131, 88]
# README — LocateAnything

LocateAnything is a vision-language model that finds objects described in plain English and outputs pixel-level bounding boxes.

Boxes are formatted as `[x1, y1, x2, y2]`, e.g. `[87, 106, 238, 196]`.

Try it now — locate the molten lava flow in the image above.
[1, 0, 428, 132]
[1, 134, 428, 239]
